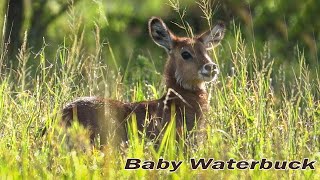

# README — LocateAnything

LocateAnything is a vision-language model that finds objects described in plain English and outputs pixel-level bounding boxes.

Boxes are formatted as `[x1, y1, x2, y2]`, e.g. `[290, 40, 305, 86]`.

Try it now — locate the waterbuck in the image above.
[62, 17, 225, 146]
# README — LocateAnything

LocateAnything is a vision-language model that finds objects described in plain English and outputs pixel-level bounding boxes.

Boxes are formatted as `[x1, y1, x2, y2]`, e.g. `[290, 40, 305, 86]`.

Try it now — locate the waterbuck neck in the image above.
[163, 57, 208, 107]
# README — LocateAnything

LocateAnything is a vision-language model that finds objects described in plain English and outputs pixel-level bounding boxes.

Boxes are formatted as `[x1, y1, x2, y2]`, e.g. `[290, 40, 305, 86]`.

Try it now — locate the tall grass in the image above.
[0, 1, 319, 179]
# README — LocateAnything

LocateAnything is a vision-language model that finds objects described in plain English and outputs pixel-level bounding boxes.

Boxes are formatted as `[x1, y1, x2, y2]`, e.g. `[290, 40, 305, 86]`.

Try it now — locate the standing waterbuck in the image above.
[62, 17, 225, 146]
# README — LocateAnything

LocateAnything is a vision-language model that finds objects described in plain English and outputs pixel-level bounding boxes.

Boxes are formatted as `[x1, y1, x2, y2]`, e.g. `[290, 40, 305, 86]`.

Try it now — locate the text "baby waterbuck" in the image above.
[62, 17, 225, 146]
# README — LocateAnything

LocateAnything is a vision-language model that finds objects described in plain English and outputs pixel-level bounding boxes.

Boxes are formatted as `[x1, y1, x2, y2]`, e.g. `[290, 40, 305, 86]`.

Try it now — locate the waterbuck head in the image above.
[149, 17, 225, 91]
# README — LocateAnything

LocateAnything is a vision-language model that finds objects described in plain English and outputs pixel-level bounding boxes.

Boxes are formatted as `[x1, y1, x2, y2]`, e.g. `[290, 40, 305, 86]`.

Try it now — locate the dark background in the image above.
[1, 0, 319, 85]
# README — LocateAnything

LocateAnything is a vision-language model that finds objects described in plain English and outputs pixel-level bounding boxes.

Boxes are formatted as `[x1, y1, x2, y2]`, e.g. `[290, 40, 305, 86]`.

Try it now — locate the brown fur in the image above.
[62, 17, 225, 146]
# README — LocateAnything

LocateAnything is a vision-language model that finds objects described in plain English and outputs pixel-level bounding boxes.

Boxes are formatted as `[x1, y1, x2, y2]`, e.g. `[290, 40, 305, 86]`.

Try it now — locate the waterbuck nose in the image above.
[203, 63, 217, 73]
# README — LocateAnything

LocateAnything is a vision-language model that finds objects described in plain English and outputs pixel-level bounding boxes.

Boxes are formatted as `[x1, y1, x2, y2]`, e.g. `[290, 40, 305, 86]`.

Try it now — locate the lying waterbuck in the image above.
[62, 17, 225, 146]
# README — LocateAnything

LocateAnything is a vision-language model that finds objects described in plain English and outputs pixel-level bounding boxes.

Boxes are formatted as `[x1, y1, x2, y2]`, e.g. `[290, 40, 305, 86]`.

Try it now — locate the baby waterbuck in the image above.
[62, 17, 225, 146]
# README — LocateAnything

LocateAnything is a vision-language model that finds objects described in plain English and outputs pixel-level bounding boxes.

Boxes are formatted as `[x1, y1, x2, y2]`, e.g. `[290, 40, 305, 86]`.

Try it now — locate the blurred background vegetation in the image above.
[0, 0, 319, 89]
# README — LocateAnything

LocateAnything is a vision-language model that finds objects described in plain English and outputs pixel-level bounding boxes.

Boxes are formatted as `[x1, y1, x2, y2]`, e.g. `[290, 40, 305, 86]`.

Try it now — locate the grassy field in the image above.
[0, 2, 320, 180]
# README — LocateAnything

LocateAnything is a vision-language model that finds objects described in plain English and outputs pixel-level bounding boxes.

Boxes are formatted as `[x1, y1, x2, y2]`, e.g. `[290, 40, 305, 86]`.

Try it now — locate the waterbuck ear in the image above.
[199, 21, 225, 50]
[149, 17, 173, 52]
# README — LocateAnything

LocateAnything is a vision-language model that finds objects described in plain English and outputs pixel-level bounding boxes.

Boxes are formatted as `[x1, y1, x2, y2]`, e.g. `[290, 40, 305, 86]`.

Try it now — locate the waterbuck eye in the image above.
[181, 51, 192, 60]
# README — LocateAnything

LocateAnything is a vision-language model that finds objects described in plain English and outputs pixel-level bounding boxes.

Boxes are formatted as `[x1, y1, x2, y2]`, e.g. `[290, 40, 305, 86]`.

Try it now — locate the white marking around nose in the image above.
[202, 53, 214, 74]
